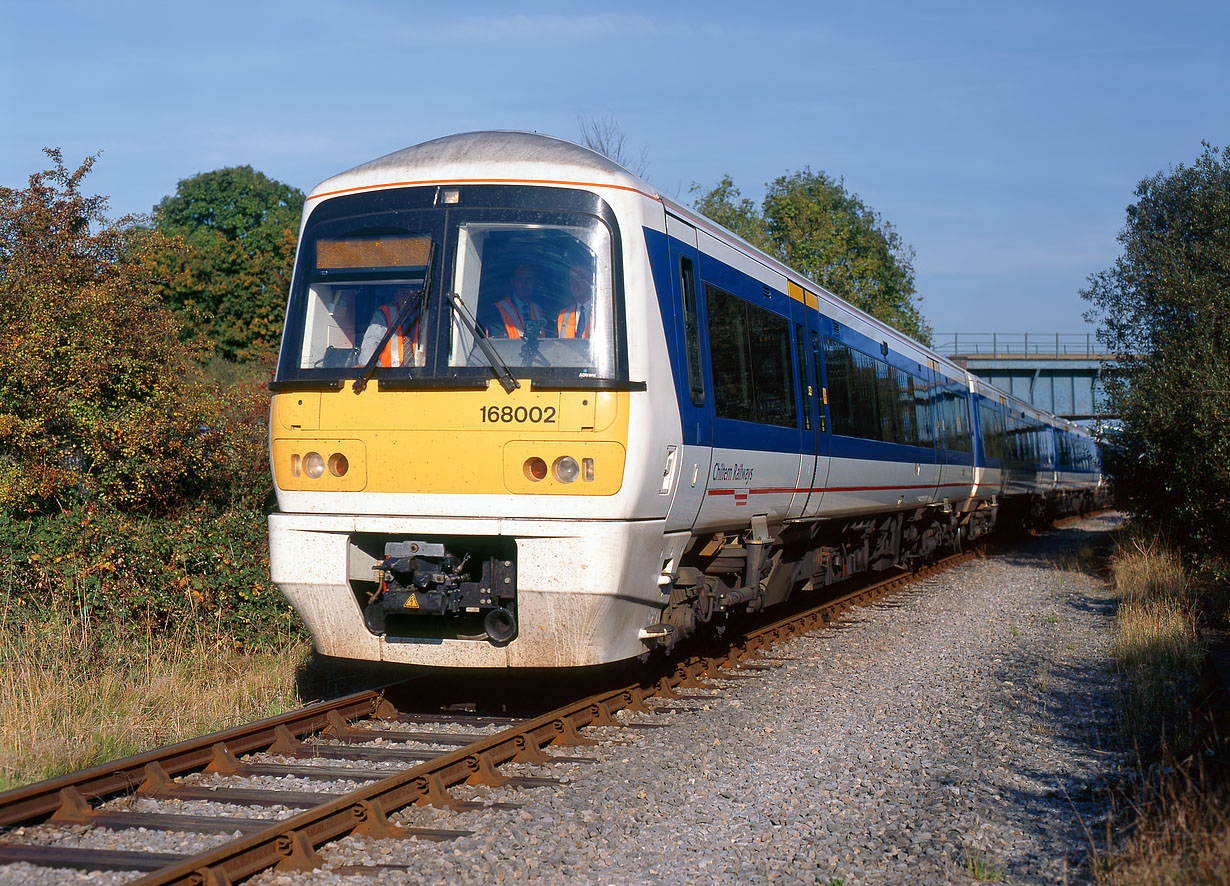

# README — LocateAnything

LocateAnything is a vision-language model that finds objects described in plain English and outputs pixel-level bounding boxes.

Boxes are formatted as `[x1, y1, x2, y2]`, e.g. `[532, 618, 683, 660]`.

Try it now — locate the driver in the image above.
[492, 263, 548, 339]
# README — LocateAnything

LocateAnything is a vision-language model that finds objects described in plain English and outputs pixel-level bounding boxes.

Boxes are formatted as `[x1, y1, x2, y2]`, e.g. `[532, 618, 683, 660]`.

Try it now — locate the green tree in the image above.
[1081, 143, 1230, 557]
[151, 166, 304, 361]
[0, 150, 226, 515]
[692, 170, 931, 344]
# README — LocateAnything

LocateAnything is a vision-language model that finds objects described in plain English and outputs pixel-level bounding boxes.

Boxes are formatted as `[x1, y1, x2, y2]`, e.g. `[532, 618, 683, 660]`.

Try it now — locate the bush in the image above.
[1082, 143, 1230, 560]
[0, 150, 230, 516]
[0, 504, 301, 645]
[0, 150, 297, 646]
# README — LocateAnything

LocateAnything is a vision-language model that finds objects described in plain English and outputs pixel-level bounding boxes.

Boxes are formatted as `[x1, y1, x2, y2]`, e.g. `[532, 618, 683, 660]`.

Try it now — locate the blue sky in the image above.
[3, 0, 1227, 339]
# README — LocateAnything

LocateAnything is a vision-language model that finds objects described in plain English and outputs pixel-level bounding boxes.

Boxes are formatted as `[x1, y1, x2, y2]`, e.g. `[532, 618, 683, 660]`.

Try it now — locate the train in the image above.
[267, 131, 1104, 668]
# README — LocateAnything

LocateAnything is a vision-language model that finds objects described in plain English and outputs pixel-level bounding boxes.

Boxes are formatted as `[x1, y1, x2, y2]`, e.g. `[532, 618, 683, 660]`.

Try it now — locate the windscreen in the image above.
[448, 219, 615, 378]
[293, 217, 435, 372]
[276, 187, 623, 388]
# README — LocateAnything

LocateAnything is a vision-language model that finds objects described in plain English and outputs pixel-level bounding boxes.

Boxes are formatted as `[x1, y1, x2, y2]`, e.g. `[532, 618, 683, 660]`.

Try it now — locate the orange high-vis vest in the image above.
[494, 298, 545, 339]
[557, 302, 591, 339]
[376, 303, 421, 367]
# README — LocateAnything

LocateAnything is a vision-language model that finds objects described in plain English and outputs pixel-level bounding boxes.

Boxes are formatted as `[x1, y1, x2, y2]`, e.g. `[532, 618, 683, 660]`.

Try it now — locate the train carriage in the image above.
[268, 131, 1102, 669]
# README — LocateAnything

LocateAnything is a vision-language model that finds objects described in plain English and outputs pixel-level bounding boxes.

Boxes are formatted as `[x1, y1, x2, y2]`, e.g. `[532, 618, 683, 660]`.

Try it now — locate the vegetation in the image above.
[1081, 142, 1230, 562]
[961, 850, 1007, 882]
[1107, 530, 1205, 753]
[149, 165, 303, 361]
[0, 151, 308, 789]
[1078, 144, 1230, 882]
[1095, 527, 1230, 884]
[0, 599, 306, 791]
[0, 151, 223, 516]
[692, 171, 931, 344]
[577, 115, 650, 178]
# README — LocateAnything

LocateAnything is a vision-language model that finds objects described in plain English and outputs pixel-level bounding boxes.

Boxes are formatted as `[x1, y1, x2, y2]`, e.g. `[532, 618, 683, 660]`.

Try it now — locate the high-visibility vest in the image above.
[494, 298, 545, 339]
[376, 303, 420, 367]
[557, 302, 591, 339]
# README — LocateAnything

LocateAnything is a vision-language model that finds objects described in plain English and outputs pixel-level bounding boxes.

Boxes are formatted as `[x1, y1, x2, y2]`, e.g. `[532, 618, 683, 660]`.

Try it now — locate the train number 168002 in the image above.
[479, 405, 556, 424]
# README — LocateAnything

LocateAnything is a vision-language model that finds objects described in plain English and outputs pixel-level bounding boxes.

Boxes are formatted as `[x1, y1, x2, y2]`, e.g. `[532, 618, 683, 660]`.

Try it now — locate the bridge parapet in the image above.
[934, 332, 1114, 359]
[935, 333, 1121, 420]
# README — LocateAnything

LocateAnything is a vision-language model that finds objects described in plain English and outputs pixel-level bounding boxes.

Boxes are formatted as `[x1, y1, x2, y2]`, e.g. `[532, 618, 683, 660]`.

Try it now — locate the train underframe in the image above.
[655, 498, 999, 649]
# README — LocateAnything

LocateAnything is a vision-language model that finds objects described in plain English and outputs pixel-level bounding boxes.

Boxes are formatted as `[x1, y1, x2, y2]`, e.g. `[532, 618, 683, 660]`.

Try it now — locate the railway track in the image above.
[0, 550, 977, 885]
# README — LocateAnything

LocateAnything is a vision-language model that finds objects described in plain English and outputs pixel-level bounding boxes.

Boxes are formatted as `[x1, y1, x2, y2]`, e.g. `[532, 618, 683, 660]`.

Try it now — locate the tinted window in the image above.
[824, 337, 931, 447]
[706, 285, 797, 428]
[680, 256, 704, 406]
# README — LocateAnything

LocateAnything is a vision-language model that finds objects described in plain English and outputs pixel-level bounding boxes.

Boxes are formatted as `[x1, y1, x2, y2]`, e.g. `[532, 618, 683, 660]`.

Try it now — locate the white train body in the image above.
[267, 132, 1102, 668]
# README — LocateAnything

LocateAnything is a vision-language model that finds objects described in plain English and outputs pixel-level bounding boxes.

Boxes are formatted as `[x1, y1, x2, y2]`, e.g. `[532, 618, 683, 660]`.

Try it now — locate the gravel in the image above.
[0, 514, 1124, 885]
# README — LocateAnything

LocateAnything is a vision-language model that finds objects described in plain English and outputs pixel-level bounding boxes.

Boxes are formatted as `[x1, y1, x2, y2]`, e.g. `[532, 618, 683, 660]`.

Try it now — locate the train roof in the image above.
[307, 131, 655, 204]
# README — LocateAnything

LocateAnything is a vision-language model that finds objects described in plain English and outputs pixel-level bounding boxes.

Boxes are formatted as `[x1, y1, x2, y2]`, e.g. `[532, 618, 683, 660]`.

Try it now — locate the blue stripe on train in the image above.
[644, 226, 980, 467]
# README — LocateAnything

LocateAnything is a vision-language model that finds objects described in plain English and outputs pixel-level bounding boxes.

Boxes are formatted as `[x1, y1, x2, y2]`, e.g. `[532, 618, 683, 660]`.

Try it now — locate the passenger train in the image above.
[268, 132, 1103, 668]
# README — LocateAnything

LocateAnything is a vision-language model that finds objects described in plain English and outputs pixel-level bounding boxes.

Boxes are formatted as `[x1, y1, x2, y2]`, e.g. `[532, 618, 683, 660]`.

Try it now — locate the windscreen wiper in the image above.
[447, 291, 520, 393]
[353, 245, 434, 394]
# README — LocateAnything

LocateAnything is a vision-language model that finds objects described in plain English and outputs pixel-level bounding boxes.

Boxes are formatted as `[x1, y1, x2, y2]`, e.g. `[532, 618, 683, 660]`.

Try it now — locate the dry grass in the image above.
[1110, 532, 1192, 606]
[1097, 767, 1230, 885]
[1107, 530, 1204, 752]
[1093, 526, 1230, 884]
[0, 602, 310, 791]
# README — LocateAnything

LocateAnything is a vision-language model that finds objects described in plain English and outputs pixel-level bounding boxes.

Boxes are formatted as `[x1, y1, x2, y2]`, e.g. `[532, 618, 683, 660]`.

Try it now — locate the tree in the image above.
[577, 116, 650, 179]
[0, 150, 226, 515]
[1081, 143, 1230, 557]
[150, 166, 304, 361]
[691, 170, 931, 344]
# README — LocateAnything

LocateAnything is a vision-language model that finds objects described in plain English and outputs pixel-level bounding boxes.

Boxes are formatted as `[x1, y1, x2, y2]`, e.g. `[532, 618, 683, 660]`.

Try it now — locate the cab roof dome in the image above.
[310, 131, 654, 200]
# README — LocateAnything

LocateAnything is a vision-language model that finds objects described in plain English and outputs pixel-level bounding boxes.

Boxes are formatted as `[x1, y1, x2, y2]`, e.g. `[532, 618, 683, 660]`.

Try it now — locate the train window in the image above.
[978, 400, 1007, 460]
[448, 218, 615, 376]
[825, 337, 932, 447]
[680, 256, 704, 406]
[825, 338, 878, 440]
[939, 387, 972, 452]
[293, 221, 437, 371]
[795, 323, 811, 431]
[705, 285, 796, 428]
[277, 187, 630, 389]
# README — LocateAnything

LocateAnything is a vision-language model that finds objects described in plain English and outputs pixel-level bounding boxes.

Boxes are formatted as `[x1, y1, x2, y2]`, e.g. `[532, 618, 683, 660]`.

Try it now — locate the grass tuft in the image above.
[1106, 530, 1205, 753]
[962, 850, 1007, 882]
[1095, 763, 1230, 885]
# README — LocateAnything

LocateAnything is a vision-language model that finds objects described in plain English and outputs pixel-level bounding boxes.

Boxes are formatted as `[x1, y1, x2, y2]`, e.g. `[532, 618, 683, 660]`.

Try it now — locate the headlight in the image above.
[303, 452, 325, 479]
[553, 456, 580, 483]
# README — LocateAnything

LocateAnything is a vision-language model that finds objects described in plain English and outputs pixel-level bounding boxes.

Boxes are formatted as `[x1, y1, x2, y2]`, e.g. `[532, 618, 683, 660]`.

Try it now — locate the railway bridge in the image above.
[936, 332, 1121, 421]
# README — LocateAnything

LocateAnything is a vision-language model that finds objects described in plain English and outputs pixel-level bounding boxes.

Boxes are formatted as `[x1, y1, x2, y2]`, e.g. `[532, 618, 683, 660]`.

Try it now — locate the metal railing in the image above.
[934, 332, 1105, 358]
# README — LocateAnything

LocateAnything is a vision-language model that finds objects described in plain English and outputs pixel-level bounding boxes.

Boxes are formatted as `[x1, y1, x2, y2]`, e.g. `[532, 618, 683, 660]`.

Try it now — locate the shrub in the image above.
[1082, 143, 1230, 560]
[0, 150, 229, 516]
[0, 150, 297, 646]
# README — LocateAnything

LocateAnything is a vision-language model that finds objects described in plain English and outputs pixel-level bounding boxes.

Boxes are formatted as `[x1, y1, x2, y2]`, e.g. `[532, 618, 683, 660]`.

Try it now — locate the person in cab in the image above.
[491, 263, 548, 339]
[358, 285, 423, 367]
[557, 262, 594, 339]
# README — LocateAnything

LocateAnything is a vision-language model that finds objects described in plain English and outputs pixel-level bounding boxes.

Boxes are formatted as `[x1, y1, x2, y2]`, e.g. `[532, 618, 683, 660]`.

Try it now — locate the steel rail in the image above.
[0, 690, 388, 827]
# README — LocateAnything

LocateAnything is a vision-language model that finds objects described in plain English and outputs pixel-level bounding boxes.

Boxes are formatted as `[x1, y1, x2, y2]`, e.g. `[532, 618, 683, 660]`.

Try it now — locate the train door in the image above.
[920, 358, 943, 499]
[663, 216, 713, 532]
[791, 289, 831, 518]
